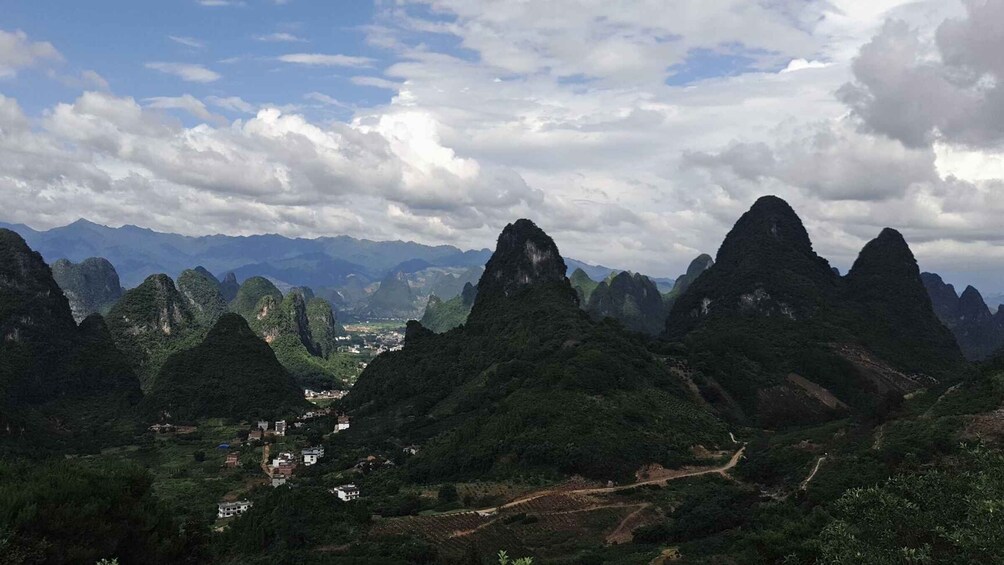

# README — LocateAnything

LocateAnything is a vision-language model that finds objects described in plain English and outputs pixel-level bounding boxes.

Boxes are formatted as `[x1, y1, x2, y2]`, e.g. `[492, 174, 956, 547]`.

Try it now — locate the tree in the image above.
[438, 484, 459, 504]
[497, 550, 533, 565]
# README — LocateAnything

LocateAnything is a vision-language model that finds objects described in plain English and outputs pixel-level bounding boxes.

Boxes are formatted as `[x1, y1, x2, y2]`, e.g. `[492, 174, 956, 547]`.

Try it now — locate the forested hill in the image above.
[663, 196, 966, 427]
[344, 219, 727, 481]
[0, 229, 141, 452]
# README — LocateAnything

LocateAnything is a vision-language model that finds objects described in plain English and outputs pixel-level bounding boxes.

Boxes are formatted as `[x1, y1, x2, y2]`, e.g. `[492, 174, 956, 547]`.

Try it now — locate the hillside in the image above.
[664, 196, 966, 427]
[106, 274, 204, 391]
[363, 271, 418, 318]
[585, 271, 667, 335]
[569, 268, 600, 303]
[232, 277, 346, 388]
[145, 313, 306, 421]
[50, 257, 123, 322]
[0, 230, 141, 451]
[229, 275, 283, 320]
[420, 282, 477, 333]
[922, 272, 1004, 360]
[665, 253, 714, 301]
[176, 267, 228, 326]
[345, 219, 727, 481]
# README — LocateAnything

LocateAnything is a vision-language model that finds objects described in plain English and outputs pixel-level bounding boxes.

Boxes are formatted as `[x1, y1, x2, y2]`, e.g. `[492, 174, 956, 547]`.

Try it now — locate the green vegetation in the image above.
[145, 313, 307, 421]
[585, 271, 667, 335]
[365, 271, 417, 318]
[1, 230, 141, 453]
[667, 197, 967, 426]
[0, 459, 204, 565]
[420, 282, 476, 333]
[229, 276, 282, 320]
[347, 220, 727, 481]
[177, 268, 228, 326]
[107, 274, 205, 390]
[569, 268, 599, 303]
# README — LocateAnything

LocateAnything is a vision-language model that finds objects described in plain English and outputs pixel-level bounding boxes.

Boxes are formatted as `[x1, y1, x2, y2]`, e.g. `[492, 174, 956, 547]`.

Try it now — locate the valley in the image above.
[3, 198, 1004, 564]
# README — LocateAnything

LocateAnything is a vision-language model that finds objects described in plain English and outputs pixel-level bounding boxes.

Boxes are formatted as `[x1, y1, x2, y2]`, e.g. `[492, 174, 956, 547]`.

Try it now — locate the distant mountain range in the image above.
[0, 219, 622, 289]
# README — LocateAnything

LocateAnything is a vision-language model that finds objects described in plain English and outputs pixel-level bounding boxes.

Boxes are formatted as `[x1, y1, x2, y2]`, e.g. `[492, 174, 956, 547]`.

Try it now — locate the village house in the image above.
[334, 414, 350, 433]
[248, 429, 263, 441]
[402, 445, 420, 455]
[224, 452, 239, 468]
[354, 455, 394, 473]
[148, 423, 175, 433]
[274, 420, 286, 436]
[273, 462, 296, 478]
[302, 447, 324, 466]
[257, 420, 269, 431]
[271, 475, 288, 487]
[217, 500, 252, 519]
[332, 484, 360, 502]
[271, 451, 296, 468]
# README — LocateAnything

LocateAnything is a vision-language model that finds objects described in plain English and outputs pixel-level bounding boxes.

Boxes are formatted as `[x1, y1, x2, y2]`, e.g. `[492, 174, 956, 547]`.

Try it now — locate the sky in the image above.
[2, 0, 1004, 292]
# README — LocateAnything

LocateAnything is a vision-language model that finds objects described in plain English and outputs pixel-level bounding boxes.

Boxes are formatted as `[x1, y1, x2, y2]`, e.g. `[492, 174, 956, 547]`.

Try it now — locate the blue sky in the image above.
[3, 0, 390, 120]
[2, 0, 1004, 291]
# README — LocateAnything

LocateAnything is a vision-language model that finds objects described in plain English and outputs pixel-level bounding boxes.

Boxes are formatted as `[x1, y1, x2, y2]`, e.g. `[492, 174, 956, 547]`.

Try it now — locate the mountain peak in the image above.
[846, 228, 917, 284]
[959, 285, 991, 320]
[717, 196, 817, 267]
[477, 219, 569, 300]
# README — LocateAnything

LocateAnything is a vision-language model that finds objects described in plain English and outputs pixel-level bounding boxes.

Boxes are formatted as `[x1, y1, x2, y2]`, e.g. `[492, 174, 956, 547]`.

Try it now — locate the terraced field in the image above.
[371, 447, 745, 558]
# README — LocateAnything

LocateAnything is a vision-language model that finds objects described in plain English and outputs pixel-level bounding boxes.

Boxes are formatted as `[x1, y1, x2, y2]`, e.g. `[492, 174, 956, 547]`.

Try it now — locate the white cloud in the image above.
[144, 94, 225, 124]
[168, 35, 205, 49]
[206, 95, 255, 113]
[255, 32, 306, 43]
[145, 62, 221, 83]
[0, 29, 62, 78]
[304, 92, 349, 108]
[277, 53, 374, 67]
[841, 0, 1004, 148]
[781, 59, 830, 73]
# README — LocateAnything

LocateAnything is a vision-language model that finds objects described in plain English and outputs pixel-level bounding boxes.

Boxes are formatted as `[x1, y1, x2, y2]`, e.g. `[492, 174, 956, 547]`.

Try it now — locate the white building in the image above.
[257, 420, 269, 431]
[302, 447, 324, 466]
[274, 420, 287, 436]
[217, 500, 252, 519]
[332, 484, 360, 502]
[335, 414, 350, 432]
[271, 452, 296, 468]
[271, 475, 288, 488]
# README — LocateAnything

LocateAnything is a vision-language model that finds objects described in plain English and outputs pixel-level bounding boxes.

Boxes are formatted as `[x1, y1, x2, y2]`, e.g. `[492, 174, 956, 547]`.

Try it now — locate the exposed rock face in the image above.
[306, 296, 343, 356]
[586, 271, 666, 335]
[922, 272, 1004, 360]
[230, 276, 282, 321]
[50, 257, 123, 323]
[252, 292, 317, 355]
[106, 274, 199, 390]
[475, 219, 574, 308]
[220, 272, 239, 303]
